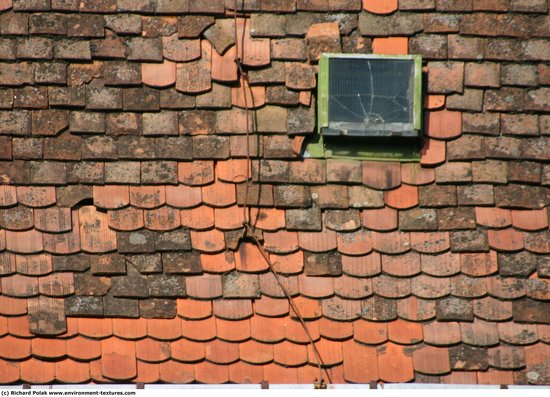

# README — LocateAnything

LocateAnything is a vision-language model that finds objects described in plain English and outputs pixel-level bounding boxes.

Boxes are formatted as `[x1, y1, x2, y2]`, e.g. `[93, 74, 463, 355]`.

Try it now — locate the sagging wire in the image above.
[231, 0, 332, 387]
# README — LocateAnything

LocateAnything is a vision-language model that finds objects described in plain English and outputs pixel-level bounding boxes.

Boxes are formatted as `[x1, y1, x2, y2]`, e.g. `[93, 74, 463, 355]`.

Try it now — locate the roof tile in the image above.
[488, 345, 526, 369]
[202, 181, 236, 208]
[231, 76, 266, 109]
[473, 297, 513, 321]
[228, 361, 265, 384]
[384, 184, 418, 209]
[342, 339, 379, 383]
[308, 337, 343, 366]
[112, 318, 148, 340]
[412, 274, 451, 299]
[236, 18, 270, 67]
[165, 185, 202, 209]
[363, 0, 398, 14]
[205, 339, 240, 364]
[0, 334, 31, 359]
[461, 251, 498, 276]
[285, 317, 321, 344]
[450, 274, 487, 298]
[0, 186, 17, 207]
[334, 274, 372, 299]
[190, 229, 225, 253]
[289, 295, 322, 320]
[477, 369, 515, 385]
[65, 336, 101, 361]
[158, 360, 194, 383]
[134, 361, 159, 383]
[181, 206, 215, 230]
[413, 345, 451, 375]
[420, 139, 446, 166]
[362, 207, 398, 231]
[511, 209, 548, 231]
[318, 317, 353, 341]
[181, 317, 216, 341]
[524, 230, 550, 254]
[250, 208, 285, 231]
[235, 242, 269, 272]
[449, 345, 489, 371]
[239, 339, 274, 364]
[93, 185, 130, 209]
[461, 319, 499, 347]
[378, 342, 414, 382]
[1, 274, 38, 297]
[322, 296, 362, 321]
[135, 338, 170, 363]
[382, 251, 421, 277]
[263, 230, 299, 254]
[176, 299, 212, 320]
[5, 229, 43, 254]
[336, 229, 372, 255]
[401, 163, 435, 185]
[263, 363, 298, 383]
[0, 252, 16, 275]
[195, 360, 229, 384]
[254, 296, 289, 318]
[423, 321, 462, 346]
[38, 272, 74, 297]
[298, 273, 334, 298]
[178, 161, 215, 186]
[176, 40, 212, 94]
[42, 212, 81, 255]
[410, 232, 450, 254]
[388, 319, 423, 345]
[259, 272, 299, 298]
[436, 296, 474, 321]
[79, 206, 117, 253]
[0, 296, 27, 316]
[397, 296, 437, 321]
[213, 299, 253, 320]
[215, 318, 251, 342]
[0, 360, 19, 383]
[144, 207, 180, 231]
[342, 252, 381, 277]
[211, 45, 238, 82]
[298, 230, 338, 252]
[15, 254, 52, 276]
[108, 207, 144, 231]
[170, 339, 205, 363]
[16, 186, 56, 207]
[147, 318, 182, 341]
[440, 371, 478, 384]
[200, 251, 236, 273]
[77, 318, 112, 339]
[486, 277, 526, 299]
[487, 228, 524, 251]
[269, 251, 303, 274]
[362, 161, 401, 190]
[8, 315, 33, 338]
[274, 340, 308, 367]
[101, 338, 137, 380]
[475, 207, 512, 228]
[54, 359, 91, 383]
[129, 186, 166, 209]
[250, 315, 286, 343]
[373, 275, 411, 298]
[20, 358, 55, 383]
[141, 60, 176, 88]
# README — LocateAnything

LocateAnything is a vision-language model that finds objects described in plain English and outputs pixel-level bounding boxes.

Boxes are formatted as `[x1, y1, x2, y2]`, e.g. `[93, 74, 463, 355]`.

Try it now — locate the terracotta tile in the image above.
[384, 184, 419, 210]
[135, 361, 160, 383]
[298, 273, 334, 298]
[319, 317, 354, 341]
[204, 339, 240, 364]
[298, 230, 337, 252]
[42, 211, 81, 254]
[55, 359, 90, 383]
[165, 185, 202, 208]
[527, 278, 550, 300]
[0, 317, 6, 337]
[177, 299, 212, 320]
[381, 251, 421, 277]
[63, 318, 79, 339]
[195, 360, 230, 383]
[129, 186, 166, 209]
[0, 334, 31, 359]
[424, 95, 445, 110]
[216, 160, 249, 184]
[296, 364, 324, 384]
[0, 296, 27, 315]
[175, 39, 212, 94]
[34, 207, 72, 233]
[93, 185, 130, 209]
[461, 319, 499, 347]
[377, 342, 414, 382]
[181, 206, 215, 230]
[0, 186, 17, 207]
[401, 163, 436, 185]
[341, 339, 379, 383]
[267, 251, 302, 275]
[213, 299, 253, 320]
[524, 230, 550, 254]
[250, 207, 285, 231]
[185, 274, 223, 299]
[0, 360, 20, 383]
[410, 231, 450, 254]
[38, 272, 74, 296]
[285, 317, 321, 344]
[236, 18, 270, 67]
[147, 318, 182, 341]
[259, 272, 299, 298]
[412, 346, 451, 375]
[397, 296, 437, 321]
[420, 138, 446, 166]
[239, 339, 274, 364]
[79, 206, 117, 253]
[322, 296, 362, 321]
[178, 161, 215, 186]
[289, 295, 322, 320]
[342, 252, 381, 277]
[263, 363, 298, 384]
[5, 229, 43, 254]
[373, 274, 411, 298]
[373, 37, 409, 55]
[474, 297, 513, 321]
[299, 91, 311, 106]
[20, 358, 55, 383]
[362, 161, 401, 190]
[511, 209, 549, 231]
[214, 318, 250, 342]
[487, 228, 524, 251]
[229, 361, 264, 384]
[336, 229, 372, 255]
[487, 277, 526, 299]
[214, 205, 244, 230]
[250, 315, 286, 343]
[190, 229, 225, 252]
[334, 274, 372, 299]
[440, 371, 478, 384]
[232, 75, 266, 109]
[108, 207, 144, 231]
[89, 359, 110, 383]
[488, 345, 526, 370]
[181, 317, 217, 342]
[412, 274, 451, 299]
[170, 339, 205, 362]
[426, 110, 462, 139]
[371, 231, 411, 254]
[475, 207, 512, 228]
[387, 319, 423, 345]
[200, 251, 235, 273]
[8, 315, 33, 337]
[16, 186, 56, 207]
[136, 338, 170, 363]
[421, 252, 461, 277]
[423, 321, 461, 346]
[159, 360, 195, 383]
[66, 336, 101, 360]
[78, 318, 113, 339]
[476, 369, 514, 385]
[307, 338, 343, 366]
[15, 254, 52, 276]
[111, 318, 148, 340]
[461, 251, 498, 276]
[1, 274, 39, 297]
[272, 340, 307, 367]
[451, 274, 487, 298]
[235, 242, 269, 272]
[363, 0, 398, 13]
[211, 45, 238, 82]
[144, 206, 181, 231]
[254, 296, 289, 318]
[263, 230, 299, 254]
[0, 231, 5, 253]
[142, 60, 176, 87]
[202, 181, 236, 207]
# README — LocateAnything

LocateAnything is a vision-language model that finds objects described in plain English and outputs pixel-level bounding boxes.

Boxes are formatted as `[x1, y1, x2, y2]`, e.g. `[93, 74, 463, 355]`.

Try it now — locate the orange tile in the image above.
[32, 337, 66, 359]
[424, 95, 445, 110]
[269, 251, 304, 275]
[0, 185, 17, 207]
[171, 339, 205, 362]
[129, 186, 166, 209]
[334, 274, 372, 299]
[412, 346, 451, 375]
[181, 206, 215, 230]
[384, 184, 418, 209]
[337, 229, 373, 255]
[66, 336, 102, 360]
[239, 339, 274, 364]
[190, 229, 225, 252]
[342, 252, 381, 276]
[176, 39, 212, 94]
[263, 363, 298, 384]
[214, 205, 245, 230]
[144, 206, 181, 231]
[204, 339, 239, 364]
[38, 273, 74, 297]
[101, 338, 137, 380]
[319, 317, 354, 340]
[216, 160, 250, 183]
[363, 0, 398, 14]
[511, 209, 548, 231]
[229, 361, 264, 384]
[371, 231, 411, 254]
[177, 299, 212, 321]
[163, 35, 200, 62]
[0, 230, 5, 252]
[216, 318, 251, 342]
[298, 230, 338, 252]
[213, 299, 253, 320]
[79, 206, 117, 253]
[423, 321, 461, 346]
[185, 274, 223, 299]
[78, 318, 113, 339]
[289, 296, 322, 320]
[381, 251, 421, 277]
[181, 317, 216, 341]
[93, 185, 130, 209]
[250, 316, 286, 343]
[412, 274, 451, 299]
[426, 110, 462, 139]
[0, 296, 27, 315]
[285, 318, 320, 344]
[89, 359, 110, 383]
[15, 254, 52, 276]
[461, 251, 498, 276]
[200, 251, 236, 273]
[195, 360, 229, 384]
[387, 319, 423, 345]
[16, 186, 56, 207]
[477, 369, 515, 385]
[487, 228, 524, 251]
[308, 338, 343, 366]
[342, 339, 379, 383]
[421, 252, 461, 277]
[377, 342, 414, 382]
[299, 91, 312, 107]
[1, 274, 39, 297]
[135, 361, 160, 383]
[165, 185, 202, 208]
[298, 273, 334, 298]
[259, 272, 299, 298]
[401, 163, 435, 186]
[0, 359, 20, 383]
[235, 18, 270, 67]
[202, 181, 236, 207]
[212, 45, 238, 82]
[178, 161, 215, 186]
[420, 138, 446, 166]
[20, 358, 55, 383]
[159, 360, 194, 383]
[55, 359, 90, 383]
[0, 334, 31, 359]
[274, 340, 308, 367]
[322, 296, 362, 321]
[0, 252, 16, 275]
[34, 207, 72, 233]
[142, 60, 176, 87]
[235, 242, 269, 272]
[250, 207, 285, 231]
[108, 207, 144, 231]
[136, 338, 170, 363]
[362, 161, 401, 190]
[440, 371, 478, 384]
[461, 319, 499, 347]
[373, 37, 408, 55]
[42, 211, 81, 254]
[475, 207, 512, 228]
[112, 318, 148, 340]
[254, 296, 289, 317]
[8, 316, 32, 339]
[362, 207, 398, 231]
[147, 318, 182, 341]
[263, 230, 299, 254]
[62, 317, 79, 339]
[5, 229, 43, 254]
[410, 231, 450, 254]
[397, 296, 436, 321]
[487, 277, 526, 300]
[232, 75, 266, 109]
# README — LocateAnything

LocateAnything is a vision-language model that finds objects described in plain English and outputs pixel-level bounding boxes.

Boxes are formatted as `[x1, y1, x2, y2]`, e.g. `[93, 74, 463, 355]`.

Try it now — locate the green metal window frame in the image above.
[305, 53, 423, 162]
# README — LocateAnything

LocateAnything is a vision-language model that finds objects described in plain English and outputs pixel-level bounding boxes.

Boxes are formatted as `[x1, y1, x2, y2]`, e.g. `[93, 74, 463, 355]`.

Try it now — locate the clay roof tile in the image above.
[401, 163, 435, 186]
[195, 360, 229, 384]
[475, 207, 512, 228]
[412, 274, 451, 299]
[353, 320, 388, 345]
[336, 229, 373, 256]
[165, 185, 202, 208]
[170, 339, 205, 362]
[384, 184, 419, 209]
[0, 360, 20, 383]
[487, 228, 525, 252]
[34, 207, 72, 233]
[274, 340, 308, 367]
[412, 345, 451, 375]
[397, 296, 437, 322]
[20, 358, 55, 383]
[410, 231, 451, 254]
[146, 318, 182, 341]
[263, 230, 299, 254]
[334, 274, 372, 299]
[129, 186, 166, 209]
[214, 206, 245, 230]
[159, 360, 194, 383]
[421, 251, 461, 276]
[66, 336, 102, 361]
[181, 317, 216, 341]
[511, 209, 548, 231]
[461, 319, 499, 347]
[473, 297, 513, 321]
[371, 231, 411, 254]
[31, 337, 66, 359]
[423, 321, 462, 346]
[229, 361, 264, 384]
[135, 338, 170, 363]
[377, 342, 414, 383]
[177, 299, 212, 320]
[0, 334, 31, 359]
[319, 317, 354, 341]
[16, 186, 56, 207]
[239, 339, 274, 364]
[190, 229, 225, 253]
[93, 186, 130, 210]
[254, 295, 289, 317]
[321, 296, 362, 321]
[342, 339, 379, 383]
[108, 207, 145, 231]
[213, 299, 253, 320]
[341, 252, 381, 277]
[204, 339, 240, 364]
[250, 315, 286, 343]
[307, 337, 343, 367]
